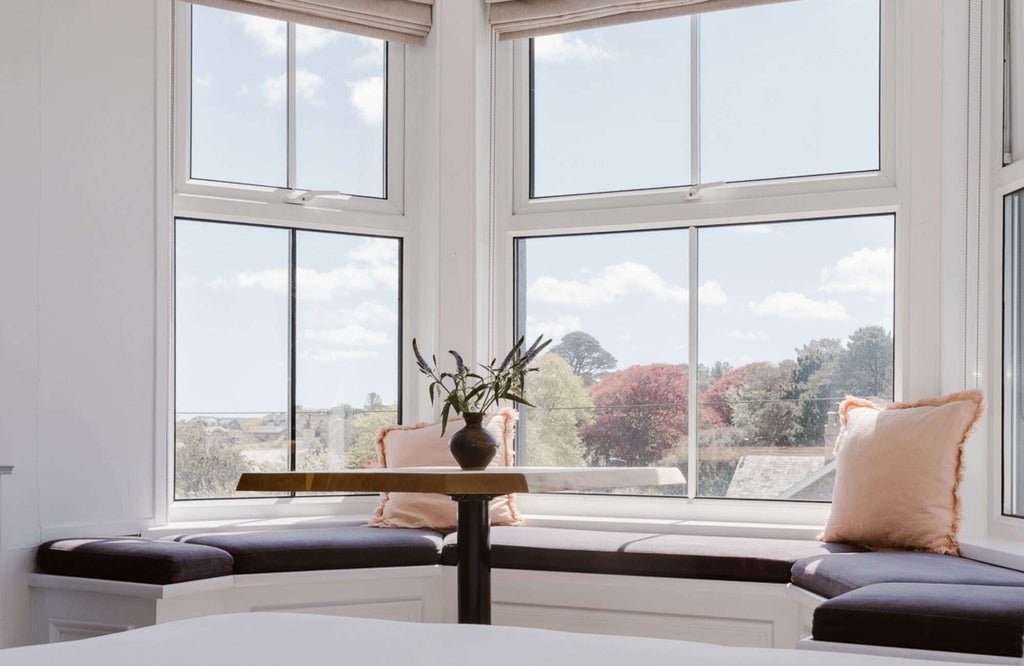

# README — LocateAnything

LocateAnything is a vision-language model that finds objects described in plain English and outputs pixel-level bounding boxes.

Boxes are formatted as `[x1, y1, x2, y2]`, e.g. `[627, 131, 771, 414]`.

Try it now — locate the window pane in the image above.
[531, 18, 691, 197]
[516, 231, 688, 495]
[697, 216, 894, 500]
[295, 233, 400, 471]
[296, 27, 386, 197]
[1005, 190, 1024, 517]
[699, 0, 880, 182]
[190, 6, 287, 186]
[174, 220, 290, 499]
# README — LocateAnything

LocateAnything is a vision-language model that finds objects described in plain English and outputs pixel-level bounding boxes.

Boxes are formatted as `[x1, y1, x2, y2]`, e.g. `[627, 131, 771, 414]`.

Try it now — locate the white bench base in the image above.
[31, 567, 801, 649]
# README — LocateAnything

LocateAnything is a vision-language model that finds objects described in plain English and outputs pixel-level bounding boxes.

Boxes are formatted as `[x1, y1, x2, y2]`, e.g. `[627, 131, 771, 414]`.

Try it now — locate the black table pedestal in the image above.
[452, 494, 495, 624]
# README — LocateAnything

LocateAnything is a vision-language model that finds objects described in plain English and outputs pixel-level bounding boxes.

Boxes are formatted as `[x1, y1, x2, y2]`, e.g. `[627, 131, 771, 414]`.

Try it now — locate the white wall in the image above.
[0, 0, 160, 646]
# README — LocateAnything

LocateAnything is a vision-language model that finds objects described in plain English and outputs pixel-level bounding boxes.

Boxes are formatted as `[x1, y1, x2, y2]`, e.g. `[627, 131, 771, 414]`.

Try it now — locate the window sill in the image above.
[959, 536, 1024, 572]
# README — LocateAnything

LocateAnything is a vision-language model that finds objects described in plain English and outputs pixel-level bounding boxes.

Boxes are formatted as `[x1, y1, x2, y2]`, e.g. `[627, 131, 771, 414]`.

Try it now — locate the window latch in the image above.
[284, 190, 342, 205]
[685, 181, 727, 201]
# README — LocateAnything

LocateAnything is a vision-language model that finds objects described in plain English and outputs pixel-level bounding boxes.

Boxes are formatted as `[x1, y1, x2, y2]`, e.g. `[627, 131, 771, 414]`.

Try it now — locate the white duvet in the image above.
[0, 613, 974, 665]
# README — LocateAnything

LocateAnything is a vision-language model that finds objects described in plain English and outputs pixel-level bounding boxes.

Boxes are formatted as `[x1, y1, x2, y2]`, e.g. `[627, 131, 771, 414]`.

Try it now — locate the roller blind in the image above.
[486, 0, 795, 41]
[185, 0, 434, 45]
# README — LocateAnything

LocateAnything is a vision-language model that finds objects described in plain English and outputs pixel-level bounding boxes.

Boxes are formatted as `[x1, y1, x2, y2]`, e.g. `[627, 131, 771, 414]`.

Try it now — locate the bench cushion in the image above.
[813, 582, 1024, 658]
[177, 527, 444, 575]
[36, 537, 234, 584]
[792, 551, 1024, 599]
[442, 526, 862, 583]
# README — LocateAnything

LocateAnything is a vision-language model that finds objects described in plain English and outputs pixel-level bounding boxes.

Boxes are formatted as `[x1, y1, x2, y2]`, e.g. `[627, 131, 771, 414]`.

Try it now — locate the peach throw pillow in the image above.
[820, 390, 984, 555]
[368, 408, 522, 530]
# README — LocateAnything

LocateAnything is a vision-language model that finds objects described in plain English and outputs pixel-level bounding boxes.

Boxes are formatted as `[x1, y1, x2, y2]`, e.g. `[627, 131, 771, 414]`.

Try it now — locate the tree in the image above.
[581, 364, 688, 466]
[347, 401, 398, 468]
[838, 326, 894, 398]
[522, 353, 591, 466]
[727, 361, 801, 447]
[174, 422, 252, 498]
[700, 364, 751, 427]
[550, 331, 617, 385]
[791, 338, 844, 445]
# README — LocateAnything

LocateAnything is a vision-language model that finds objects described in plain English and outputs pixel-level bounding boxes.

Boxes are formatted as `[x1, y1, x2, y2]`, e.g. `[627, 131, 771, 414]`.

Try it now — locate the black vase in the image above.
[449, 412, 499, 470]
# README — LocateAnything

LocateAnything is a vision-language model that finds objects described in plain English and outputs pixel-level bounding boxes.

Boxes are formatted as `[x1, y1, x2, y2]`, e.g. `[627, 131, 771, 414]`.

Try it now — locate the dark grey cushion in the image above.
[792, 551, 1024, 599]
[36, 537, 234, 584]
[178, 527, 444, 575]
[813, 583, 1024, 658]
[442, 526, 862, 583]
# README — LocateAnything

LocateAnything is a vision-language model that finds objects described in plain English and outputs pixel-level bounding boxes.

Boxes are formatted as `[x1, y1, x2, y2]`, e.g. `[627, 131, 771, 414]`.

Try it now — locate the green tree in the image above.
[838, 325, 894, 398]
[348, 399, 398, 468]
[791, 338, 844, 445]
[728, 361, 801, 447]
[550, 331, 617, 386]
[174, 422, 252, 498]
[522, 353, 592, 466]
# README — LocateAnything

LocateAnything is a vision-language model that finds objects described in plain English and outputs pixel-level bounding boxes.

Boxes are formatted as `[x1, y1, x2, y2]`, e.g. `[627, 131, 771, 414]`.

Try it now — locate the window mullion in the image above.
[690, 15, 700, 186]
[288, 229, 298, 477]
[287, 22, 297, 189]
[687, 226, 698, 499]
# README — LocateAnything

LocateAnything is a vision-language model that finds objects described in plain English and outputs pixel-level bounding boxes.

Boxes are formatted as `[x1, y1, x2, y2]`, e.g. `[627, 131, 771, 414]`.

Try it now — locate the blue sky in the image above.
[178, 0, 886, 416]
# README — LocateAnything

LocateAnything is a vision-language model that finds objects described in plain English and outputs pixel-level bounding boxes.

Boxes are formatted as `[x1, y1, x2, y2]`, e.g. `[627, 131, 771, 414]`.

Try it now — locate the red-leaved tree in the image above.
[581, 364, 688, 466]
[699, 364, 754, 428]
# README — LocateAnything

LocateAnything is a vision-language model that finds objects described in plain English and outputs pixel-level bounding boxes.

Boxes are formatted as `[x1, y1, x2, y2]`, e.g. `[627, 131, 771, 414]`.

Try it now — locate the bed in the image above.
[0, 613, 988, 666]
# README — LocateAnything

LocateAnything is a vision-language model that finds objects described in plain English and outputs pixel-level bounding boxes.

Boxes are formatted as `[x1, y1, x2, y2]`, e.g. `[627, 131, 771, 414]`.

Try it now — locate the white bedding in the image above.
[0, 613, 978, 666]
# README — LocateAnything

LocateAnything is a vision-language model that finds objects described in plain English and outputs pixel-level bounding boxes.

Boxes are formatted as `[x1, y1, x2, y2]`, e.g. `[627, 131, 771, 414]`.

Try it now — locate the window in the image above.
[1006, 189, 1024, 517]
[174, 220, 401, 499]
[172, 3, 404, 505]
[188, 4, 387, 197]
[530, 0, 880, 197]
[515, 215, 894, 500]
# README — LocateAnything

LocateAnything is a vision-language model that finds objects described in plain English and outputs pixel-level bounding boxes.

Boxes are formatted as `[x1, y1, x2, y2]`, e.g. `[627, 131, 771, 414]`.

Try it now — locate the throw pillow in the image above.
[368, 408, 522, 530]
[820, 390, 984, 555]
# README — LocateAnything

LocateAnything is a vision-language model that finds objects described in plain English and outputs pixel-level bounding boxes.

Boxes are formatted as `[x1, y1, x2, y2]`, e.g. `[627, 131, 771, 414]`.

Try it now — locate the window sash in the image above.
[172, 2, 406, 217]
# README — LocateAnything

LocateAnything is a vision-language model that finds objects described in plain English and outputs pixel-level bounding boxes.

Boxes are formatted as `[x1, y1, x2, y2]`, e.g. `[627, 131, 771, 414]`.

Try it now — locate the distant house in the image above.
[726, 455, 828, 500]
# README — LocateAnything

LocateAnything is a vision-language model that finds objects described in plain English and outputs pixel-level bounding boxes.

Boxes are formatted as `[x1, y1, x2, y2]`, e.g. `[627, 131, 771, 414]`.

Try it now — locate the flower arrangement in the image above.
[412, 335, 552, 434]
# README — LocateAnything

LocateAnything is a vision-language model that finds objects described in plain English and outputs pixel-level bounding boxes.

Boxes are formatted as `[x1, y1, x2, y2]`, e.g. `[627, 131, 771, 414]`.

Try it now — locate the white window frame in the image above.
[162, 1, 413, 524]
[490, 0, 929, 532]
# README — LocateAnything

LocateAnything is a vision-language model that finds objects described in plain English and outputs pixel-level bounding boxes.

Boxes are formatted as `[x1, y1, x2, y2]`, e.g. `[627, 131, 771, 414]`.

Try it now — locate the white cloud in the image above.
[348, 302, 397, 324]
[348, 76, 384, 125]
[820, 247, 894, 295]
[295, 24, 337, 54]
[533, 34, 610, 62]
[303, 325, 389, 346]
[262, 69, 324, 106]
[529, 262, 687, 306]
[353, 35, 386, 68]
[699, 280, 728, 306]
[749, 291, 849, 321]
[262, 73, 287, 106]
[525, 314, 583, 341]
[238, 15, 286, 55]
[230, 238, 397, 302]
[728, 329, 768, 342]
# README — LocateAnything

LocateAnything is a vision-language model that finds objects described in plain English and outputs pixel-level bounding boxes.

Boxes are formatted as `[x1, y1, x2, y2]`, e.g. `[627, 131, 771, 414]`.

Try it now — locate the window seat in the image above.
[790, 551, 1024, 661]
[30, 524, 1024, 662]
[440, 526, 862, 583]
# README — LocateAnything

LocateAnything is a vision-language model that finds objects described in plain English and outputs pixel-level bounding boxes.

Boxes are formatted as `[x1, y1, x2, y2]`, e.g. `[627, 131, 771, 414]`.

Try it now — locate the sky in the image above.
[176, 0, 886, 418]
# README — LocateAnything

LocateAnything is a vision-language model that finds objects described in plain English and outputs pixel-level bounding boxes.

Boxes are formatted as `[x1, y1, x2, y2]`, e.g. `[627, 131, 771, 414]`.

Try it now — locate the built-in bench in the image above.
[789, 551, 1024, 662]
[30, 525, 1024, 662]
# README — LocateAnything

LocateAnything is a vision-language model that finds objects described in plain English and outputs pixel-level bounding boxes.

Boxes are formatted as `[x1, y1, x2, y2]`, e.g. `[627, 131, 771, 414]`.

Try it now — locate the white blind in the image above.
[487, 0, 794, 41]
[186, 0, 434, 46]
